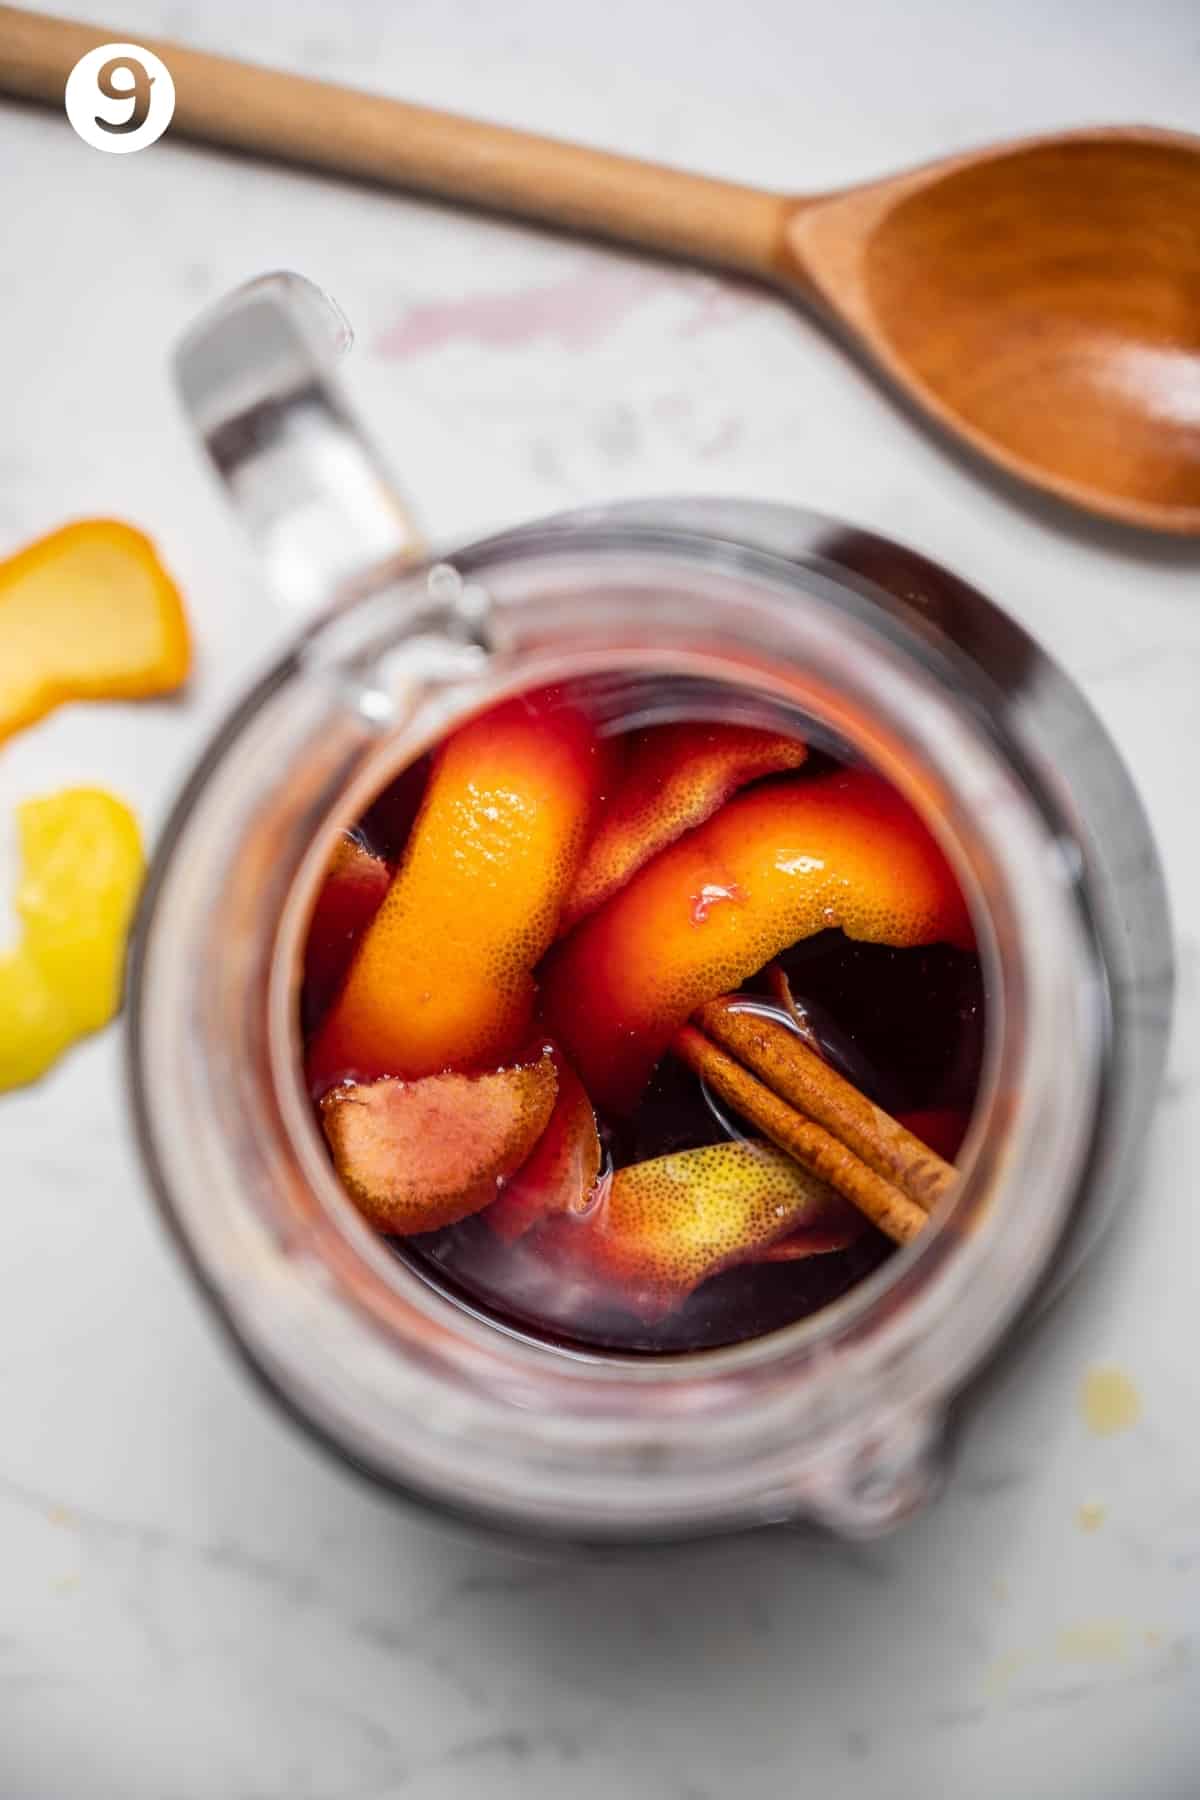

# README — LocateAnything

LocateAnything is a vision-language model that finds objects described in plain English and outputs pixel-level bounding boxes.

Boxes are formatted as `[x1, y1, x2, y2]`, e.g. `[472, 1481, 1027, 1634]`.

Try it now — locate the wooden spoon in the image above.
[5, 5, 1199, 532]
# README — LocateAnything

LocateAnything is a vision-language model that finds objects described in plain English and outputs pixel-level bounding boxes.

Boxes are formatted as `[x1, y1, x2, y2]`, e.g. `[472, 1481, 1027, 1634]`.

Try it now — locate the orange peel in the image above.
[541, 1138, 857, 1321]
[560, 722, 806, 930]
[0, 520, 190, 743]
[310, 692, 600, 1085]
[542, 768, 973, 1109]
[484, 1046, 601, 1243]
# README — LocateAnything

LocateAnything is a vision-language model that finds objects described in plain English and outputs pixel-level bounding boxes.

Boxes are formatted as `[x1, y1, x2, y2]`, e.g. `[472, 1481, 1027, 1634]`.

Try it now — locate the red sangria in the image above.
[302, 679, 983, 1354]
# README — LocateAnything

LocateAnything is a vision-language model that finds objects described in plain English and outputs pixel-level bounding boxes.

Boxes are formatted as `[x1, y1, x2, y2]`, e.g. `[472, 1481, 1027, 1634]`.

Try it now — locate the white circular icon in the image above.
[64, 42, 175, 155]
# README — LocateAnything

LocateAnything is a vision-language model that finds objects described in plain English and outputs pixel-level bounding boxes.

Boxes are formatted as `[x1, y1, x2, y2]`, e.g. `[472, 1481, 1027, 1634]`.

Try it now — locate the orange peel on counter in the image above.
[310, 692, 601, 1086]
[0, 520, 191, 743]
[539, 1138, 862, 1322]
[542, 767, 974, 1111]
[0, 788, 144, 1091]
[560, 722, 806, 930]
[319, 1049, 559, 1234]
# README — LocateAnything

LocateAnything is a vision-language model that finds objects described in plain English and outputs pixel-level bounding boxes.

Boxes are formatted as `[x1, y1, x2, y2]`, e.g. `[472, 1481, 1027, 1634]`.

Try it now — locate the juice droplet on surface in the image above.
[1055, 1620, 1128, 1664]
[1080, 1365, 1141, 1437]
[984, 1648, 1036, 1696]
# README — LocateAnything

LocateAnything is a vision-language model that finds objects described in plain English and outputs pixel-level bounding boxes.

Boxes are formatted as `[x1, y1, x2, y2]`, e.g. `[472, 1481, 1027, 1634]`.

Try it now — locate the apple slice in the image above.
[560, 722, 806, 930]
[539, 1138, 859, 1322]
[309, 690, 600, 1087]
[320, 1050, 559, 1235]
[541, 768, 973, 1110]
[484, 1047, 601, 1243]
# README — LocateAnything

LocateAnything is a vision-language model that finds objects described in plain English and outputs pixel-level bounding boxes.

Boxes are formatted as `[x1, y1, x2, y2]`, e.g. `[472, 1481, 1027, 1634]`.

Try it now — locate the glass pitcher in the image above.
[126, 272, 1172, 1543]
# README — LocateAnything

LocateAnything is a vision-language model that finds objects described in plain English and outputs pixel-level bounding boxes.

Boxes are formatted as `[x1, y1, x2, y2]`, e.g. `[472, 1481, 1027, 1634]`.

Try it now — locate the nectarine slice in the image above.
[484, 1047, 601, 1244]
[320, 1050, 558, 1234]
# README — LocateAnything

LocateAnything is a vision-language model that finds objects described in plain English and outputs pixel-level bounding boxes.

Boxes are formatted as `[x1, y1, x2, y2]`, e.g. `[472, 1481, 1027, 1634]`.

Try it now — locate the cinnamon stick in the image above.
[672, 1024, 929, 1246]
[695, 998, 957, 1213]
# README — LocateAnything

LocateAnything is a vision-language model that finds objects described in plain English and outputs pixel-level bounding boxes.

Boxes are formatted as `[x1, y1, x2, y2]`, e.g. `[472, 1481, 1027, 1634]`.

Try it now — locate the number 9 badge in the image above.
[64, 41, 175, 154]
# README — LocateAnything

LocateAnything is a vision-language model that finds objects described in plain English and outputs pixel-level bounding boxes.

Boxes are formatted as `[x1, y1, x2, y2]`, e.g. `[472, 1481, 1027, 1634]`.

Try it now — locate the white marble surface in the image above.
[3, 1, 1200, 1794]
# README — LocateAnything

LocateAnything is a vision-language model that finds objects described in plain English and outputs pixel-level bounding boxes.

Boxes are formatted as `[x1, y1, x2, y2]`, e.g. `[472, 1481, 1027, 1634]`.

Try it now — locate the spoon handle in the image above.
[0, 5, 793, 279]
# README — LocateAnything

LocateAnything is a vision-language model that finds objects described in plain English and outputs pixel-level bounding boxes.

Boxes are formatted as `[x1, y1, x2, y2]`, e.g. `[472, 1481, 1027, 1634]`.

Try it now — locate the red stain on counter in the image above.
[375, 263, 764, 360]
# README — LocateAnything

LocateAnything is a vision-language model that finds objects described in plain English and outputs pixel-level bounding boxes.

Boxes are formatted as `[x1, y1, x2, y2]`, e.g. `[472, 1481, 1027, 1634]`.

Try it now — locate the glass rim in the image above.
[126, 509, 1110, 1537]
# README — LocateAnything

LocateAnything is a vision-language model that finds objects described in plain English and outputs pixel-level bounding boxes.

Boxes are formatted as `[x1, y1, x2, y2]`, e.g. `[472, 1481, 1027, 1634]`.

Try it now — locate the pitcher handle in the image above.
[174, 271, 424, 619]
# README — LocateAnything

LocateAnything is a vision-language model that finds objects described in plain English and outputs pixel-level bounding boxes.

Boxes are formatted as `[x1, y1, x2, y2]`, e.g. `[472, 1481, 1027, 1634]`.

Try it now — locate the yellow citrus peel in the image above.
[0, 788, 145, 1091]
[540, 1138, 862, 1321]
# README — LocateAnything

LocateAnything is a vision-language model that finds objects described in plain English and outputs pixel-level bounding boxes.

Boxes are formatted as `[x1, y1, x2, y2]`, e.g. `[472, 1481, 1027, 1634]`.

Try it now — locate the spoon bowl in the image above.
[4, 9, 1199, 530]
[787, 129, 1200, 531]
